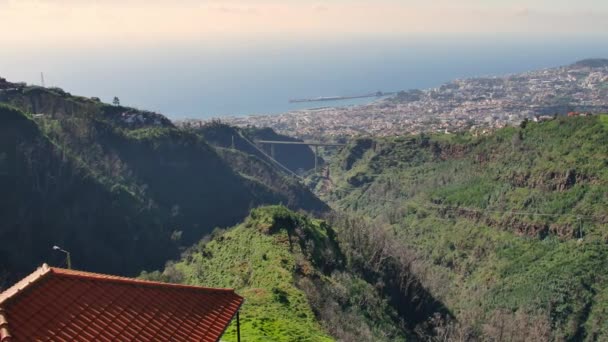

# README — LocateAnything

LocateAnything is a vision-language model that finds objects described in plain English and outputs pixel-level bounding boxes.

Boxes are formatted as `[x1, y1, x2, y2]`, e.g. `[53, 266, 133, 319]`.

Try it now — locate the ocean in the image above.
[2, 34, 608, 120]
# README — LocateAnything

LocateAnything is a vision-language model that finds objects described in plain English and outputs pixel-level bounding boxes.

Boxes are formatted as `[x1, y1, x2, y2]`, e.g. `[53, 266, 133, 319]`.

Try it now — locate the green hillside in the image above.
[143, 206, 409, 342]
[4, 72, 608, 340]
[0, 81, 173, 129]
[216, 148, 328, 213]
[0, 104, 176, 280]
[0, 81, 328, 281]
[315, 115, 608, 340]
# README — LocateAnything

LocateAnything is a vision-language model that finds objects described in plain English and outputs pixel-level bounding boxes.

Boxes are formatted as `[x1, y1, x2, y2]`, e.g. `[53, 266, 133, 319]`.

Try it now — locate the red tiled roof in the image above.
[0, 264, 243, 342]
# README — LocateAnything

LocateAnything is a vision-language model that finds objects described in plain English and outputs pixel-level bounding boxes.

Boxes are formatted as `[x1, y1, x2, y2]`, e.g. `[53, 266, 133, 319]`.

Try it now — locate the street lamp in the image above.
[52, 245, 72, 269]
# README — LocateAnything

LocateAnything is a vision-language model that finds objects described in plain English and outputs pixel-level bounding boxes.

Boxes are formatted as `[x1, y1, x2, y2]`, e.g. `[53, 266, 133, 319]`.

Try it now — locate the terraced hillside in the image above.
[314, 115, 608, 340]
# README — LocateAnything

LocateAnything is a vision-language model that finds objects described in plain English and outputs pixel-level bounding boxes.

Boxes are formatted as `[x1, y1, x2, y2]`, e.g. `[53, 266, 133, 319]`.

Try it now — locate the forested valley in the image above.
[2, 77, 607, 341]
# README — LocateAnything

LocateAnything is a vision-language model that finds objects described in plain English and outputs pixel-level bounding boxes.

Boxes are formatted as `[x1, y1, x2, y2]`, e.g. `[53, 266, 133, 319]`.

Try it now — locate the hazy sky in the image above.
[1, 0, 608, 44]
[1, 1, 607, 118]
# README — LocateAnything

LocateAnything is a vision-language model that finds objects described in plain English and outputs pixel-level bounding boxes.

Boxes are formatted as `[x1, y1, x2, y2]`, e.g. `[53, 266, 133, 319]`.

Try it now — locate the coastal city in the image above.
[198, 59, 608, 139]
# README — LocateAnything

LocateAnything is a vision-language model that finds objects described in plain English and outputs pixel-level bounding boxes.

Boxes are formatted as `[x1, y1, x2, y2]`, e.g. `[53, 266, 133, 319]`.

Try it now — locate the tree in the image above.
[113, 97, 120, 106]
[519, 118, 529, 129]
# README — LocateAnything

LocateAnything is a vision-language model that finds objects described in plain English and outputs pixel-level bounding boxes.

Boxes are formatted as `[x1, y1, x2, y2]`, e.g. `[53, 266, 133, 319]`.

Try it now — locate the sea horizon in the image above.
[2, 34, 608, 120]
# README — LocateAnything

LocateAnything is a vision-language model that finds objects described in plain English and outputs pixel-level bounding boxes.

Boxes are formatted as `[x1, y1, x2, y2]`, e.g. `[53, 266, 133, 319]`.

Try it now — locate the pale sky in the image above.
[1, 0, 607, 44]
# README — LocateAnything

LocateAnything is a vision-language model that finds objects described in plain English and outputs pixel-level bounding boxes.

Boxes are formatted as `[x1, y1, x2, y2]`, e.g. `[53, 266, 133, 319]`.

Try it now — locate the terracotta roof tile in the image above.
[0, 264, 243, 342]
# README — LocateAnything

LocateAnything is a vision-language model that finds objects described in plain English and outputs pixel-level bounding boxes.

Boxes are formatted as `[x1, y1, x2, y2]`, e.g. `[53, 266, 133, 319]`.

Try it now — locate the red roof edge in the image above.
[47, 267, 243, 298]
[0, 264, 53, 306]
[0, 264, 54, 341]
[0, 264, 244, 307]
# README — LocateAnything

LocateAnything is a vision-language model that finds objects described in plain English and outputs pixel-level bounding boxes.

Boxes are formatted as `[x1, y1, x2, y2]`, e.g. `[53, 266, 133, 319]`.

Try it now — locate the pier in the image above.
[289, 91, 395, 103]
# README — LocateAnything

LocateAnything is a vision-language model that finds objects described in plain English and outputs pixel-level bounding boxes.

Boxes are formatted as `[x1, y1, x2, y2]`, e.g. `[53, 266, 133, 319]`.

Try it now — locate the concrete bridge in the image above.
[255, 140, 346, 171]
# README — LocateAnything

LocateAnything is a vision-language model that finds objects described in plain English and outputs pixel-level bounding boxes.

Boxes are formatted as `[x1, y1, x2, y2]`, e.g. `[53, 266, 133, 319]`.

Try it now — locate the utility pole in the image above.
[231, 135, 236, 150]
[40, 72, 45, 87]
[236, 311, 241, 342]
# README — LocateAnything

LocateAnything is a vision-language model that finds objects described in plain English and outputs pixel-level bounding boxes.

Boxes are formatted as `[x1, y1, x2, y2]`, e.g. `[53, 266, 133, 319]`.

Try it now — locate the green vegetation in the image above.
[599, 114, 608, 130]
[144, 206, 409, 341]
[4, 74, 608, 340]
[0, 104, 175, 279]
[217, 148, 328, 213]
[0, 83, 327, 282]
[317, 115, 608, 340]
[172, 207, 334, 341]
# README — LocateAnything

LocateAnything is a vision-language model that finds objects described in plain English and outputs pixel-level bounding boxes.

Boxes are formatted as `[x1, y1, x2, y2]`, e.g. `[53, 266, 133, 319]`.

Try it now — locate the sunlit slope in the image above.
[144, 206, 408, 342]
[317, 115, 608, 340]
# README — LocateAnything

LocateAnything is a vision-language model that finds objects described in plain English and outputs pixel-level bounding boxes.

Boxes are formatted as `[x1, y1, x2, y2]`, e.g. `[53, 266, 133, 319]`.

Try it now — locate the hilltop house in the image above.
[0, 264, 243, 341]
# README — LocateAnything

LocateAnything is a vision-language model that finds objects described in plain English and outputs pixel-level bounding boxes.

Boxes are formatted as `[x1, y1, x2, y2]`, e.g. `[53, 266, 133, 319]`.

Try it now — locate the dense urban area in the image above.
[195, 59, 608, 138]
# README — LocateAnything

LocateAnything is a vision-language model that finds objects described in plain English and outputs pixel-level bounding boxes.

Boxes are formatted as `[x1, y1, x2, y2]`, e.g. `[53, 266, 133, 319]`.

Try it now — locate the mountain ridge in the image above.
[0, 80, 328, 282]
[572, 58, 608, 68]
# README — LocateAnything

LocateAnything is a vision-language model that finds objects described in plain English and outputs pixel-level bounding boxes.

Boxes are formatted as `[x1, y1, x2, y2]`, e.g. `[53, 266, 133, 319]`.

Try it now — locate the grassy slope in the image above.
[145, 206, 407, 342]
[177, 220, 333, 341]
[319, 115, 608, 340]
